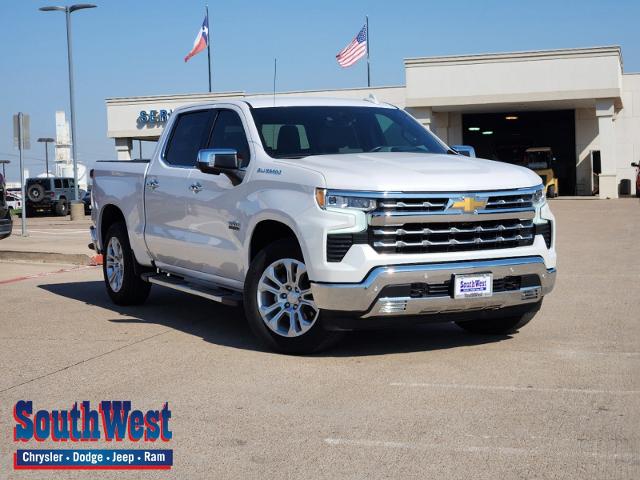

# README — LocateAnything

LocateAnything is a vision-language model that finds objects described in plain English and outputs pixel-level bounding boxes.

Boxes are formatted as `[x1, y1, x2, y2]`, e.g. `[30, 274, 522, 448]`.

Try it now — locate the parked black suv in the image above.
[0, 173, 12, 239]
[25, 177, 75, 216]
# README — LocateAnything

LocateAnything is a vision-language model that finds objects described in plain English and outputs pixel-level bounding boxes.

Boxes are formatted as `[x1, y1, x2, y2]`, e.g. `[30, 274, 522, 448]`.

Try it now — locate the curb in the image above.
[0, 250, 102, 266]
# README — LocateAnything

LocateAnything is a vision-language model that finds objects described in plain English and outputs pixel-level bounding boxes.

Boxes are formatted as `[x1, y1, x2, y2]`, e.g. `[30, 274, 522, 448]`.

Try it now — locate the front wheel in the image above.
[103, 222, 151, 306]
[244, 239, 342, 354]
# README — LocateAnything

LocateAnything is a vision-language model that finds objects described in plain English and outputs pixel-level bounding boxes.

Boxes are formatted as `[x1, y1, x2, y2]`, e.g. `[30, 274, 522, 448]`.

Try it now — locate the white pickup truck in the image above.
[91, 97, 556, 353]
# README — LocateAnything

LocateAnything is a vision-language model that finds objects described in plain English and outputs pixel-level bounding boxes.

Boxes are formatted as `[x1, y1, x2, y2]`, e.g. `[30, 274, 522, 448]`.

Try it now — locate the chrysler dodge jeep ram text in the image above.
[91, 98, 556, 353]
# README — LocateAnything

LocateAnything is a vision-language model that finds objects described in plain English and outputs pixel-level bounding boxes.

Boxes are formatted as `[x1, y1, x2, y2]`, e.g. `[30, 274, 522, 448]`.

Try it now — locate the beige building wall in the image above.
[105, 46, 638, 197]
[616, 73, 640, 194]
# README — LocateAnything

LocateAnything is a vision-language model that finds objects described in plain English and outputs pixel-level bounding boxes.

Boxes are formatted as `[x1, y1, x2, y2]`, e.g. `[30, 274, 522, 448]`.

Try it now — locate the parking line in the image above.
[389, 382, 640, 395]
[323, 438, 639, 461]
[28, 229, 89, 235]
[0, 265, 97, 285]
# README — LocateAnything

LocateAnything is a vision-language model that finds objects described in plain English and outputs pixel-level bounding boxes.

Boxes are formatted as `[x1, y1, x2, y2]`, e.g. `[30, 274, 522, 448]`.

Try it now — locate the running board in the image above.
[142, 273, 242, 306]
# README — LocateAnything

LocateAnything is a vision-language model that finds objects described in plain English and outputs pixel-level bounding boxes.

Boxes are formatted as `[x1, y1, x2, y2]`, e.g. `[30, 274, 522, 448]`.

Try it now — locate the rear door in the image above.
[185, 107, 252, 281]
[144, 108, 215, 269]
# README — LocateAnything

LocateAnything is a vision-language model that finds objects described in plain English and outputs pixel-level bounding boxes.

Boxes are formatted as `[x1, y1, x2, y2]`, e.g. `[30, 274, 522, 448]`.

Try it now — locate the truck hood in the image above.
[278, 152, 541, 192]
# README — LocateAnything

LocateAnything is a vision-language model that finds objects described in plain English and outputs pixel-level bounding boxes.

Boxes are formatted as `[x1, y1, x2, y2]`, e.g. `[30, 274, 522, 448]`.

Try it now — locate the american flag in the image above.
[336, 24, 367, 68]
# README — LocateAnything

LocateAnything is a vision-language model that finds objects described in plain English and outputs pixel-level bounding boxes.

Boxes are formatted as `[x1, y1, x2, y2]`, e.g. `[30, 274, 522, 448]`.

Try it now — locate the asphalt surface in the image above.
[0, 199, 638, 479]
[0, 215, 94, 263]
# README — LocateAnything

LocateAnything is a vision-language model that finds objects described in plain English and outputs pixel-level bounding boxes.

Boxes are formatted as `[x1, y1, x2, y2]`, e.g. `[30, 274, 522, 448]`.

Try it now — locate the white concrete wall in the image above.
[575, 107, 599, 195]
[616, 73, 640, 195]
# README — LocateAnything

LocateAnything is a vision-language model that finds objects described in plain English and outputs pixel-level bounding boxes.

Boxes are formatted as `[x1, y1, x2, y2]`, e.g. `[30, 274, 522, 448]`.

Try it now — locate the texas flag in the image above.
[184, 14, 209, 62]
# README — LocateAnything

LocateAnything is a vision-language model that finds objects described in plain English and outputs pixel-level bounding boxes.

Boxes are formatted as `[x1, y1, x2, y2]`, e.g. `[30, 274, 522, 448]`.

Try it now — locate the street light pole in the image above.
[40, 4, 96, 202]
[0, 160, 9, 179]
[37, 138, 55, 177]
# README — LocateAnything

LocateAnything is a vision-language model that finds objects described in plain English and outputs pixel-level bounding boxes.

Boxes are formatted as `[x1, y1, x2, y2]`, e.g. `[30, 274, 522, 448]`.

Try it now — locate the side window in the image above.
[207, 110, 251, 168]
[54, 179, 63, 189]
[164, 110, 214, 167]
[62, 179, 70, 188]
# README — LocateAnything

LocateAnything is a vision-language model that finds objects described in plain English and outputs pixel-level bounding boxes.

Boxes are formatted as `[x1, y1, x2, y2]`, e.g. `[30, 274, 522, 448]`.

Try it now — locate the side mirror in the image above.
[631, 162, 639, 168]
[197, 149, 239, 174]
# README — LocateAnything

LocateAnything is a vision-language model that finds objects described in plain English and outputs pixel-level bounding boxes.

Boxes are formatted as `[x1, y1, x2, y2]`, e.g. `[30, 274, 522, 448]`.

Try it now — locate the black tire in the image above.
[27, 184, 45, 203]
[244, 239, 343, 354]
[546, 185, 556, 198]
[455, 305, 540, 335]
[102, 221, 151, 306]
[55, 200, 68, 216]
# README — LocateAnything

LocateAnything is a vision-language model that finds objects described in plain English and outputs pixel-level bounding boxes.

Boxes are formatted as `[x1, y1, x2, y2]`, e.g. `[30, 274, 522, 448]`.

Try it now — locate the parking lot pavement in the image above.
[0, 215, 95, 264]
[0, 199, 638, 479]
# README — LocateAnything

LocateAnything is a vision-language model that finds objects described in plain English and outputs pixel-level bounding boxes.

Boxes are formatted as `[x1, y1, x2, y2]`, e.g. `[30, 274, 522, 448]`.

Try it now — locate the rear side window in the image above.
[54, 179, 63, 188]
[62, 179, 69, 188]
[164, 110, 214, 167]
[207, 110, 251, 167]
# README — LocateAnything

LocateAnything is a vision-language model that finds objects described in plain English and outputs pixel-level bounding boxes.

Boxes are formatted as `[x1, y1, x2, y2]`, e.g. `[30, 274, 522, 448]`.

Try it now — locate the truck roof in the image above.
[243, 96, 397, 109]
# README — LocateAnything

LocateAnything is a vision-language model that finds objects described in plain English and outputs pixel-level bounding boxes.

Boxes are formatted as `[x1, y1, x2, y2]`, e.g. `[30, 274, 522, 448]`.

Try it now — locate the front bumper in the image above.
[310, 256, 556, 318]
[89, 226, 100, 253]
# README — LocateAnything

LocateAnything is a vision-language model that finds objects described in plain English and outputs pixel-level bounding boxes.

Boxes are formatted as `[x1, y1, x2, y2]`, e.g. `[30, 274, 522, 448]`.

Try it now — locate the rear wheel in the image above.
[55, 200, 68, 216]
[455, 306, 539, 335]
[103, 221, 151, 305]
[244, 239, 342, 354]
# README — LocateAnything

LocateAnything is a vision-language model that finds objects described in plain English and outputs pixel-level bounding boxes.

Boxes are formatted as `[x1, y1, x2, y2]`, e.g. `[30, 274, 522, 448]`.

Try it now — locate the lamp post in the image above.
[0, 160, 9, 179]
[37, 137, 55, 177]
[39, 4, 96, 203]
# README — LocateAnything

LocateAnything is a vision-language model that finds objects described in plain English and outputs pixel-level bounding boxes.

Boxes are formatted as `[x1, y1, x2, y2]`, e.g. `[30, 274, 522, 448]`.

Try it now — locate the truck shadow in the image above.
[39, 281, 511, 357]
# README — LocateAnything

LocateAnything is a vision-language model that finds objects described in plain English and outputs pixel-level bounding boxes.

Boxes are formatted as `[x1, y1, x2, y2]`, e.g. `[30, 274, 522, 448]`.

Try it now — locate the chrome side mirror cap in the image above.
[196, 149, 239, 175]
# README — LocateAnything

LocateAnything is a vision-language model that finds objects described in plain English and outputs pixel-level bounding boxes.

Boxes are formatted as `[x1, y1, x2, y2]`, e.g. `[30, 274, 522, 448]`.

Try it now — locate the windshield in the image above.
[251, 106, 450, 159]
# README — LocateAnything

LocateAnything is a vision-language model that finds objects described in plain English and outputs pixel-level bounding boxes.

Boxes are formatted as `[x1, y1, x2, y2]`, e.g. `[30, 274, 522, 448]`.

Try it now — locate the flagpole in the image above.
[366, 15, 370, 87]
[206, 4, 212, 92]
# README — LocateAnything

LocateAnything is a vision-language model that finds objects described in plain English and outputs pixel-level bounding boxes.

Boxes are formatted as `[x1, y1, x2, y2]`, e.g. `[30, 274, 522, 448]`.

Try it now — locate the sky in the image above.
[1, 0, 639, 183]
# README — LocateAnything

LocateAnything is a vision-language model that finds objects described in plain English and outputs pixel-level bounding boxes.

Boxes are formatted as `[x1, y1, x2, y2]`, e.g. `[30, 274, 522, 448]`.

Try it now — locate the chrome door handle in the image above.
[189, 182, 203, 193]
[146, 179, 159, 190]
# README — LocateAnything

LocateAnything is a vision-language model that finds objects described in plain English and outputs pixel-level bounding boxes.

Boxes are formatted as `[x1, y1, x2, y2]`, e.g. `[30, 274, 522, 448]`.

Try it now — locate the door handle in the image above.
[189, 182, 203, 193]
[146, 179, 159, 190]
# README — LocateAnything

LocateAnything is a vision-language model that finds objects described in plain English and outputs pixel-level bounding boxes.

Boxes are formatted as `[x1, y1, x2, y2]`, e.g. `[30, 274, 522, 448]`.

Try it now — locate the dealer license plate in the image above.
[453, 273, 493, 299]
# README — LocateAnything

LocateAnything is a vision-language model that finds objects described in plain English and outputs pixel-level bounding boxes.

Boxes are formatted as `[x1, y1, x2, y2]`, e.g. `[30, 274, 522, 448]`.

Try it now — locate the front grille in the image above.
[378, 198, 448, 213]
[371, 219, 535, 254]
[484, 193, 534, 210]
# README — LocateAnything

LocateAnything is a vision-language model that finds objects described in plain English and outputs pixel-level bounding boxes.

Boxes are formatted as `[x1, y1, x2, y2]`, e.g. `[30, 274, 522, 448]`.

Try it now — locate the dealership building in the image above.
[106, 46, 639, 197]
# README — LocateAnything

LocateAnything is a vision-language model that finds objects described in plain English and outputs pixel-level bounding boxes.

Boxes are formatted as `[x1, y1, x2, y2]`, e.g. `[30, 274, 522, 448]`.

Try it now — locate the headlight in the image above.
[532, 186, 546, 207]
[315, 188, 377, 212]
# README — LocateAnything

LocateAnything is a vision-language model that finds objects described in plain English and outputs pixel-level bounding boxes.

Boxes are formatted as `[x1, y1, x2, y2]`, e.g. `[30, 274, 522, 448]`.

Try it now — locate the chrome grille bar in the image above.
[373, 221, 533, 236]
[374, 234, 533, 249]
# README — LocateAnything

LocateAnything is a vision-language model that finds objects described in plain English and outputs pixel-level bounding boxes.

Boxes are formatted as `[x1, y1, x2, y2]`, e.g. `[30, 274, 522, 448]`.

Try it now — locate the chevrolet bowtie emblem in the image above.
[451, 197, 487, 213]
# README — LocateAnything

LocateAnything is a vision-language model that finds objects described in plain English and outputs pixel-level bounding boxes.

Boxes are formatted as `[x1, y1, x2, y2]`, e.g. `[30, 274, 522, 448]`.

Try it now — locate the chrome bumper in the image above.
[310, 257, 556, 318]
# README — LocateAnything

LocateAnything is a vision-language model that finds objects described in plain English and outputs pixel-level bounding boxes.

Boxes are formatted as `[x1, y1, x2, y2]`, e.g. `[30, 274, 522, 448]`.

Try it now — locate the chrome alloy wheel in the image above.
[257, 258, 319, 337]
[106, 236, 125, 293]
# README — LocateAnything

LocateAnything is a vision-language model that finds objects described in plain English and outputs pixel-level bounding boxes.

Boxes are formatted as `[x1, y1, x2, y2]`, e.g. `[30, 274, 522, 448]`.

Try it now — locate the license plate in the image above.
[453, 273, 493, 299]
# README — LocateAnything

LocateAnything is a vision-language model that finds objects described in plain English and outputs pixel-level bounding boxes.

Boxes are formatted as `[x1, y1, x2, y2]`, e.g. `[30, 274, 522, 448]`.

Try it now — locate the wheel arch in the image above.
[249, 219, 301, 262]
[99, 204, 127, 249]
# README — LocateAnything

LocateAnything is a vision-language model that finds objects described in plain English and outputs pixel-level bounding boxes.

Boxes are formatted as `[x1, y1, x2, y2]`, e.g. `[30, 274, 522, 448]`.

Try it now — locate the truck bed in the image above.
[92, 160, 150, 263]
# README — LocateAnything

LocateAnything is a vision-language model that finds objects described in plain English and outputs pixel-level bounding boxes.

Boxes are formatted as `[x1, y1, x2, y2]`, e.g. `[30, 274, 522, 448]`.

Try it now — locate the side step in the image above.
[142, 273, 242, 306]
